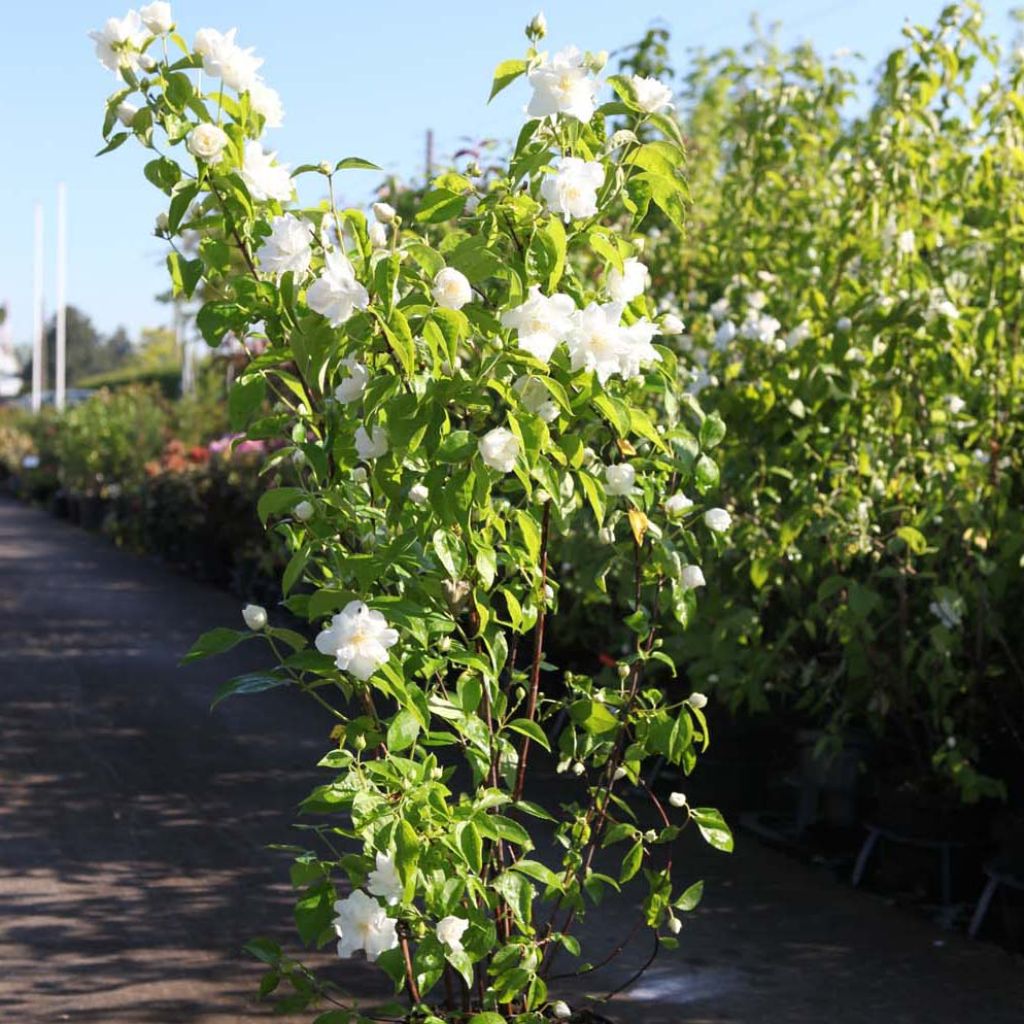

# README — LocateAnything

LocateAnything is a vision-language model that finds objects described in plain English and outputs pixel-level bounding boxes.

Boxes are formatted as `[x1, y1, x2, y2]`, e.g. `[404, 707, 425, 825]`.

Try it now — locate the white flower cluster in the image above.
[332, 851, 469, 962]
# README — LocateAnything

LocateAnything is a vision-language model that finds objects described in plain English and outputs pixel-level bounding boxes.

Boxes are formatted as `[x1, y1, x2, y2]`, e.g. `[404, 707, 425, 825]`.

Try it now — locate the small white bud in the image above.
[661, 313, 685, 334]
[372, 201, 397, 223]
[617, 663, 630, 680]
[293, 500, 314, 522]
[292, 449, 306, 466]
[598, 526, 615, 545]
[242, 603, 267, 631]
[155, 211, 169, 233]
[369, 222, 388, 248]
[687, 691, 708, 709]
[352, 467, 368, 483]
[527, 11, 548, 40]
[551, 1001, 571, 1020]
[644, 829, 658, 842]
[667, 914, 682, 935]
[836, 316, 852, 332]
[668, 791, 687, 808]
[116, 101, 138, 127]
[572, 761, 586, 776]
[612, 766, 628, 781]
[409, 483, 429, 504]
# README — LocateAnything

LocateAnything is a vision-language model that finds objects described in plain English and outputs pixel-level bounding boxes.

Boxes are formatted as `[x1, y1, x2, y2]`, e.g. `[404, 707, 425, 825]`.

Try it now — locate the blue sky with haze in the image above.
[0, 1, 1018, 348]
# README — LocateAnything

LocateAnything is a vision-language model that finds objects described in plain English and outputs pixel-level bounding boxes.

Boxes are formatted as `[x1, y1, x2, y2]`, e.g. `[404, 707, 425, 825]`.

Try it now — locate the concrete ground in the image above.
[1, 496, 1022, 1024]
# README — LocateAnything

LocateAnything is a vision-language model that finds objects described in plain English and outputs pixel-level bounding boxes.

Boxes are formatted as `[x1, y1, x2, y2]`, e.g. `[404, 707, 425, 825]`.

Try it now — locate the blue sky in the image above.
[0, 1, 1018, 348]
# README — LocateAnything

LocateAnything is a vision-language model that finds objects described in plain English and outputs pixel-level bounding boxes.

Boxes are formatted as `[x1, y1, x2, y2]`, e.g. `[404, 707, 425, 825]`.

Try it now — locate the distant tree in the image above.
[24, 305, 134, 388]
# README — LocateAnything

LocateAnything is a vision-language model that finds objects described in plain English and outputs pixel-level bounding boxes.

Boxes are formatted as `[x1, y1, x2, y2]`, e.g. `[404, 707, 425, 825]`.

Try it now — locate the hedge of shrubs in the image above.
[0, 383, 286, 602]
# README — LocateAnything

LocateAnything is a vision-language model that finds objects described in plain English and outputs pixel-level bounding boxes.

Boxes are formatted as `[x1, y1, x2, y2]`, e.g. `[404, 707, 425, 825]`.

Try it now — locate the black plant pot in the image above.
[79, 495, 108, 532]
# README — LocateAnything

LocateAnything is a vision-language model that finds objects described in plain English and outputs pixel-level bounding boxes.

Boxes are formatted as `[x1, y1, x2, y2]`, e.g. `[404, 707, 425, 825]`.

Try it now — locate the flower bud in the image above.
[669, 791, 687, 808]
[617, 663, 630, 680]
[612, 766, 628, 781]
[667, 914, 682, 935]
[242, 603, 267, 631]
[551, 1001, 572, 1020]
[661, 313, 685, 335]
[572, 761, 585, 776]
[598, 526, 615, 546]
[155, 211, 169, 234]
[687, 691, 708, 709]
[353, 466, 368, 483]
[442, 579, 472, 614]
[644, 829, 658, 842]
[439, 636, 453, 653]
[526, 11, 548, 41]
[354, 733, 367, 751]
[139, 53, 157, 71]
[318, 160, 332, 175]
[372, 201, 397, 223]
[116, 101, 138, 127]
[292, 449, 306, 466]
[293, 499, 314, 522]
[409, 483, 429, 504]
[369, 222, 388, 248]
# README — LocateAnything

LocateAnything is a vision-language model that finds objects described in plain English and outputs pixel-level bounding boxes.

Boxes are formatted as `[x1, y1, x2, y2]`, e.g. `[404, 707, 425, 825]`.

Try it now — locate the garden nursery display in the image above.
[1, 1, 1021, 1021]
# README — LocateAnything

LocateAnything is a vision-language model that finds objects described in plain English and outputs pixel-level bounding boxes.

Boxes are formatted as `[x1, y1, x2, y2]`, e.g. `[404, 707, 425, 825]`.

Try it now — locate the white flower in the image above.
[566, 301, 627, 383]
[896, 228, 916, 255]
[155, 211, 169, 233]
[945, 394, 966, 415]
[194, 27, 263, 92]
[139, 1, 173, 33]
[256, 215, 313, 278]
[409, 483, 429, 504]
[432, 267, 473, 310]
[929, 597, 962, 630]
[527, 46, 599, 122]
[307, 249, 369, 326]
[541, 157, 604, 222]
[618, 318, 662, 379]
[355, 425, 389, 461]
[631, 74, 673, 112]
[786, 321, 811, 348]
[714, 320, 737, 348]
[747, 290, 768, 311]
[479, 427, 520, 473]
[740, 313, 781, 345]
[294, 500, 314, 522]
[704, 508, 731, 533]
[661, 313, 685, 334]
[687, 691, 708, 709]
[242, 603, 267, 630]
[664, 492, 693, 518]
[501, 286, 575, 363]
[333, 890, 399, 961]
[367, 853, 403, 905]
[89, 11, 147, 72]
[604, 463, 635, 496]
[710, 297, 730, 322]
[116, 101, 138, 127]
[680, 565, 705, 590]
[315, 600, 399, 680]
[514, 376, 560, 423]
[668, 791, 687, 808]
[598, 526, 615, 545]
[551, 1001, 573, 1020]
[334, 358, 370, 404]
[607, 257, 649, 303]
[368, 222, 388, 248]
[372, 202, 397, 223]
[186, 123, 229, 163]
[436, 915, 469, 952]
[241, 141, 294, 202]
[248, 80, 284, 128]
[836, 316, 852, 332]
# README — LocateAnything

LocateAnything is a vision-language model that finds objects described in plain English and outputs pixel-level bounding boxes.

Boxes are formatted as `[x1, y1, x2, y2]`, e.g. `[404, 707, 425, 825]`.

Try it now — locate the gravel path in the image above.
[1, 496, 1022, 1023]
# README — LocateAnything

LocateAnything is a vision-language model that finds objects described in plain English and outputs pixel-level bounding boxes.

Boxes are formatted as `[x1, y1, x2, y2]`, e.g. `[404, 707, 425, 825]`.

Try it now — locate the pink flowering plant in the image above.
[93, 8, 732, 1022]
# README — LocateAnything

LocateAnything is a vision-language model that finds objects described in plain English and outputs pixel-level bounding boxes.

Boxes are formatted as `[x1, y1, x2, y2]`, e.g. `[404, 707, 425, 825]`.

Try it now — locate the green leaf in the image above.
[506, 718, 550, 751]
[896, 525, 927, 554]
[228, 374, 266, 430]
[690, 807, 733, 852]
[699, 413, 727, 450]
[488, 59, 528, 102]
[181, 627, 252, 664]
[620, 839, 644, 882]
[210, 667, 284, 708]
[416, 189, 466, 224]
[334, 156, 381, 171]
[387, 709, 421, 752]
[257, 487, 306, 525]
[675, 879, 704, 911]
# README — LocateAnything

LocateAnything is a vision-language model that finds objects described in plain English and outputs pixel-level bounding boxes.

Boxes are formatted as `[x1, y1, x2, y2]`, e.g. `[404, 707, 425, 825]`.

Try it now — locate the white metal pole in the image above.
[31, 203, 44, 413]
[55, 183, 67, 411]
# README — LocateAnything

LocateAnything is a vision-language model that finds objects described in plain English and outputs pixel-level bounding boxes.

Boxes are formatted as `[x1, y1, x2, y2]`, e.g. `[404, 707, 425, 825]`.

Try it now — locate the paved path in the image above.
[1, 496, 1022, 1023]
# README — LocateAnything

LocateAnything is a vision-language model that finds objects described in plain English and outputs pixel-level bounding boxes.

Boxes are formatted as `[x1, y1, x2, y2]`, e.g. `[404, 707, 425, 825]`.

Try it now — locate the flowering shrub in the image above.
[630, 5, 1024, 805]
[93, 7, 732, 1022]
